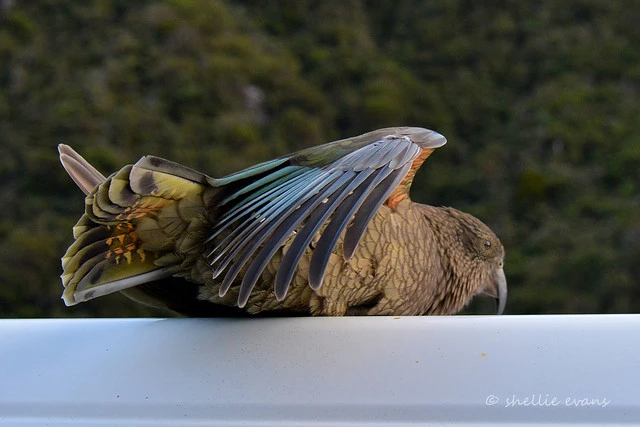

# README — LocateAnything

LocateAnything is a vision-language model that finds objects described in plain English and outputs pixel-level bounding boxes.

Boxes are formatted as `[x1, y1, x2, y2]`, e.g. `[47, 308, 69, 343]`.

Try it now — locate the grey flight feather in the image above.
[206, 132, 431, 304]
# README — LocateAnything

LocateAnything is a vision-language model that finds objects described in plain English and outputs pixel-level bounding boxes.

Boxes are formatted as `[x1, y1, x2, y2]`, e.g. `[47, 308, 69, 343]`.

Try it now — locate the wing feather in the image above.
[206, 127, 446, 302]
[237, 170, 371, 306]
[218, 169, 344, 298]
[206, 168, 309, 248]
[273, 170, 359, 299]
[342, 162, 412, 259]
[307, 165, 398, 289]
[212, 168, 320, 279]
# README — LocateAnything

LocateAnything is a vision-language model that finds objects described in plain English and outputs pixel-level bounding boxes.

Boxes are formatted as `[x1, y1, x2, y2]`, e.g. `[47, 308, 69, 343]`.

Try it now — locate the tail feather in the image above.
[59, 148, 212, 306]
[58, 144, 107, 195]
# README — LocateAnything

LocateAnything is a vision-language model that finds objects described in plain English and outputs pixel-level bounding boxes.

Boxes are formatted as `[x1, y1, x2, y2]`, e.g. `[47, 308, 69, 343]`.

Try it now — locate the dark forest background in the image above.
[1, 0, 638, 317]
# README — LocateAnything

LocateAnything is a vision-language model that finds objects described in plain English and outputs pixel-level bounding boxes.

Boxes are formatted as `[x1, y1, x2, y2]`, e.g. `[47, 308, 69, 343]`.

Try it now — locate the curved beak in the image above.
[495, 268, 507, 314]
[482, 267, 508, 315]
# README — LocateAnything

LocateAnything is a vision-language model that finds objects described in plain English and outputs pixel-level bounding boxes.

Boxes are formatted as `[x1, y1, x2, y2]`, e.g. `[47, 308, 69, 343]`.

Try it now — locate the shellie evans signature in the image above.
[485, 394, 611, 408]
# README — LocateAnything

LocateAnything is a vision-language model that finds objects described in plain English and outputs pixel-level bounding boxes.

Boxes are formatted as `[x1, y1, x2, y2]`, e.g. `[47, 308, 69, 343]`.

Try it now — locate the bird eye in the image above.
[483, 240, 491, 249]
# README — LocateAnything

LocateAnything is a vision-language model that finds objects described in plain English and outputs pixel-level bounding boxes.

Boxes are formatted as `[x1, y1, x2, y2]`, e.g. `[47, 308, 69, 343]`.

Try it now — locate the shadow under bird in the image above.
[59, 127, 507, 316]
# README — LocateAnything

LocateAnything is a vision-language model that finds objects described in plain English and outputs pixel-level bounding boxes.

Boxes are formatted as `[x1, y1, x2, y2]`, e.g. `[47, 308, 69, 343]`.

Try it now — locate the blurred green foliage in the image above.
[0, 0, 638, 317]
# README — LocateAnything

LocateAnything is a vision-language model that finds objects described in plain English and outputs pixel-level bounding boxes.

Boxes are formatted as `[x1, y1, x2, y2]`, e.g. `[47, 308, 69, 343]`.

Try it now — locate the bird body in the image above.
[59, 127, 506, 316]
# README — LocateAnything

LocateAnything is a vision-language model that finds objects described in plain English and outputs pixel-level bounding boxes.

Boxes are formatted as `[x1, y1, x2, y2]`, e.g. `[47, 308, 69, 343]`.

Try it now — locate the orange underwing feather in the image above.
[385, 148, 436, 210]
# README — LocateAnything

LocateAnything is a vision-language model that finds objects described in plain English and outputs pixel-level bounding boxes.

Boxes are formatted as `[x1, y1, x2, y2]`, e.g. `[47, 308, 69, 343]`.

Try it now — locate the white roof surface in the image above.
[0, 315, 638, 426]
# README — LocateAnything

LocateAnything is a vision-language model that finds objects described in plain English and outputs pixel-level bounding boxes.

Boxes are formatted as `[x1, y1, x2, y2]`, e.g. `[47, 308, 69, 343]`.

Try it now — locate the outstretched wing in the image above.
[208, 127, 446, 307]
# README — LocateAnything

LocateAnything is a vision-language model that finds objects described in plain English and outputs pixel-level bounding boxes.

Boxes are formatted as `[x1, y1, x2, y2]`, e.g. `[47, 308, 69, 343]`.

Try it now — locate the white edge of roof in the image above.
[0, 314, 638, 426]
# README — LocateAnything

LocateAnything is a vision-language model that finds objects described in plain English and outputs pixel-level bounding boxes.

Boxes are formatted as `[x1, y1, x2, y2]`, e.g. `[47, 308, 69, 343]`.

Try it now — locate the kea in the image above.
[59, 127, 506, 317]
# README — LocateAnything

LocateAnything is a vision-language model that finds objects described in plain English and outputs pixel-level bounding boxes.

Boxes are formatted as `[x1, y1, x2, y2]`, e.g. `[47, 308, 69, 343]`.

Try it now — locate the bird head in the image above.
[425, 206, 507, 314]
[449, 207, 507, 314]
